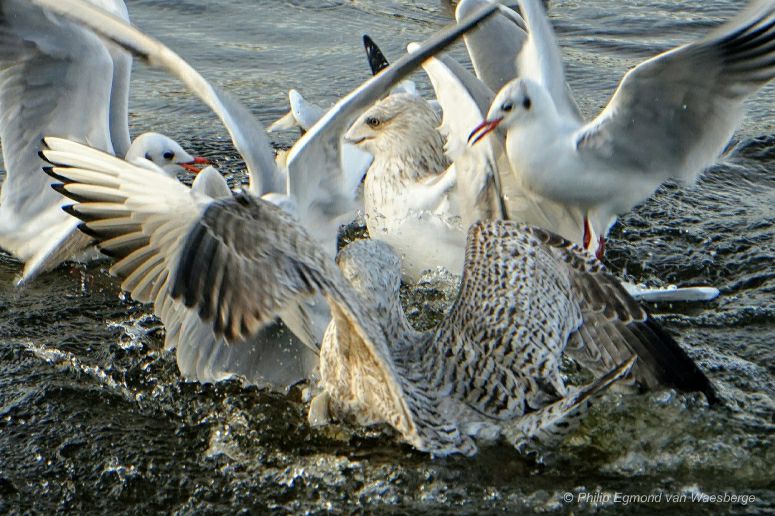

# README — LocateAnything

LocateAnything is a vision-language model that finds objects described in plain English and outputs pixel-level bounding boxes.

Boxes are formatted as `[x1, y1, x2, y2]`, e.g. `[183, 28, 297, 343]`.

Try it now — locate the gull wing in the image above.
[430, 221, 718, 416]
[576, 1, 775, 185]
[524, 226, 719, 403]
[514, 0, 582, 122]
[427, 221, 584, 420]
[363, 35, 390, 75]
[0, 0, 120, 282]
[267, 89, 325, 134]
[456, 0, 527, 92]
[30, 0, 284, 196]
[40, 137, 318, 388]
[411, 47, 505, 222]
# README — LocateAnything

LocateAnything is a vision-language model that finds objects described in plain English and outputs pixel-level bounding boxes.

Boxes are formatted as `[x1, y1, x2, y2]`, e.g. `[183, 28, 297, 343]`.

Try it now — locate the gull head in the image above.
[126, 132, 209, 177]
[469, 78, 549, 145]
[345, 93, 444, 159]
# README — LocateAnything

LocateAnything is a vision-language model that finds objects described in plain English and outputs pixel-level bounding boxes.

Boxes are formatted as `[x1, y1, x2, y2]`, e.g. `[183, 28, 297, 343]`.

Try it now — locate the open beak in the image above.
[468, 118, 502, 145]
[180, 156, 210, 174]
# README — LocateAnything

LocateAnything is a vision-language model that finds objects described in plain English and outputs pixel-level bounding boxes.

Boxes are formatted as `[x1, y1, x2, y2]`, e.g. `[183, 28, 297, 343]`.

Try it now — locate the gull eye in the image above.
[522, 97, 531, 110]
[144, 153, 151, 160]
[163, 151, 175, 160]
[501, 101, 513, 112]
[366, 116, 381, 128]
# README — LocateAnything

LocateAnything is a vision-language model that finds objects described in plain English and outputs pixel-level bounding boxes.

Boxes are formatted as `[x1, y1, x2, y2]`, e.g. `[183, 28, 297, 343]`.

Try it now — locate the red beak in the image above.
[468, 118, 502, 145]
[180, 156, 210, 174]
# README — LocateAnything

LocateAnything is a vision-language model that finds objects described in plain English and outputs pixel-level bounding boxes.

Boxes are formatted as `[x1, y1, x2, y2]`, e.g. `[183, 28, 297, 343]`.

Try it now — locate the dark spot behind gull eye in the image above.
[522, 97, 531, 110]
[144, 152, 151, 161]
[366, 116, 381, 128]
[501, 101, 513, 113]
[163, 151, 175, 160]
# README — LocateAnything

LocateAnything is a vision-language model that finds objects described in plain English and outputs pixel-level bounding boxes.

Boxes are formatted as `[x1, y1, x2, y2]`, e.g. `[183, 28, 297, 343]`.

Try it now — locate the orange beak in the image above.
[181, 156, 210, 174]
[468, 118, 502, 145]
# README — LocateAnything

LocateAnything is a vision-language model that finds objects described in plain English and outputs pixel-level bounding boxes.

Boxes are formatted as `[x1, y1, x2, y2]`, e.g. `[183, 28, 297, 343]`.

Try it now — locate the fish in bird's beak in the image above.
[181, 156, 210, 174]
[468, 117, 502, 145]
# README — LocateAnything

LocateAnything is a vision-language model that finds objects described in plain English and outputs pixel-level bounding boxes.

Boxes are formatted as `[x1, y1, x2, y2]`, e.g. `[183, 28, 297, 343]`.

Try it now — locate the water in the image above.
[1, 0, 773, 513]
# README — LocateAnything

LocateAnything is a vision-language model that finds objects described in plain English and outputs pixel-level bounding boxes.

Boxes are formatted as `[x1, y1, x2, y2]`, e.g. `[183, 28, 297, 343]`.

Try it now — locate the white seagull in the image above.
[42, 138, 718, 456]
[31, 0, 504, 388]
[0, 0, 209, 284]
[470, 0, 775, 259]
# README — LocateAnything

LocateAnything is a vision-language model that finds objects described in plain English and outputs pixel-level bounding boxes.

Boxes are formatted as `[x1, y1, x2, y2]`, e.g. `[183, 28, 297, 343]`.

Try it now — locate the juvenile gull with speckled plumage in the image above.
[346, 93, 467, 280]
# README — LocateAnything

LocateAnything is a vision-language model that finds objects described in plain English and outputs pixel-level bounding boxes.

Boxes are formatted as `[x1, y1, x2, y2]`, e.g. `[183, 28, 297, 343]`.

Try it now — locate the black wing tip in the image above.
[61, 204, 81, 219]
[76, 221, 101, 239]
[51, 183, 90, 203]
[38, 149, 54, 165]
[636, 318, 720, 405]
[362, 33, 390, 75]
[42, 166, 73, 184]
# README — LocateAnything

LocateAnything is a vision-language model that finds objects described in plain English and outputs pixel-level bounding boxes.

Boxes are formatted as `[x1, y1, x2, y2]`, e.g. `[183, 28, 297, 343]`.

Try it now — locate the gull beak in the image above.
[468, 118, 502, 145]
[181, 156, 210, 174]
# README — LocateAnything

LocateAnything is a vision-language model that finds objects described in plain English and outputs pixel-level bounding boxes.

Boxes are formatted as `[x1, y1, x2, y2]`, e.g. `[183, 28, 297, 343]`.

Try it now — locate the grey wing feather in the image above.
[524, 226, 719, 403]
[168, 300, 318, 390]
[170, 193, 339, 343]
[41, 138, 325, 388]
[576, 1, 775, 185]
[322, 301, 477, 457]
[143, 258, 317, 390]
[505, 356, 636, 451]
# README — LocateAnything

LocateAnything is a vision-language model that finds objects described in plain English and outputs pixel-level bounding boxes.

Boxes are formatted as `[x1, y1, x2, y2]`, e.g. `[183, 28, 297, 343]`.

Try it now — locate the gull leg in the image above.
[595, 235, 606, 260]
[582, 216, 592, 250]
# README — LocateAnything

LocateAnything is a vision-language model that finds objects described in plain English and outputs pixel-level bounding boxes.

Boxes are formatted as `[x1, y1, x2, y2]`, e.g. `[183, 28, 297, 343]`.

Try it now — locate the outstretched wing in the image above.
[456, 0, 527, 92]
[40, 137, 323, 388]
[524, 226, 719, 403]
[576, 1, 775, 185]
[322, 239, 477, 456]
[30, 0, 284, 196]
[517, 0, 581, 122]
[0, 0, 119, 281]
[427, 221, 584, 421]
[429, 221, 717, 419]
[513, 0, 582, 122]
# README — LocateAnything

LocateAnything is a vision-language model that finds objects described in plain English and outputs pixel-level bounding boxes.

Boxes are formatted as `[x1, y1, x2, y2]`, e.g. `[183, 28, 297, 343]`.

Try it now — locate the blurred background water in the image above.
[0, 0, 773, 513]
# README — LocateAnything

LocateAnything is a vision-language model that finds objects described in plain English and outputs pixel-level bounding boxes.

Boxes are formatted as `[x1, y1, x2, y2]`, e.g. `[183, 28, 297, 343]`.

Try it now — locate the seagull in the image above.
[345, 92, 467, 280]
[42, 137, 718, 456]
[0, 0, 209, 284]
[470, 0, 775, 260]
[30, 0, 504, 387]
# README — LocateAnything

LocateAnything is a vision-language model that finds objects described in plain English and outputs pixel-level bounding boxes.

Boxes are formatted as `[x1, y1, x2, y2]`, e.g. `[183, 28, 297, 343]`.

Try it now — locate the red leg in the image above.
[582, 216, 591, 249]
[595, 236, 606, 261]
